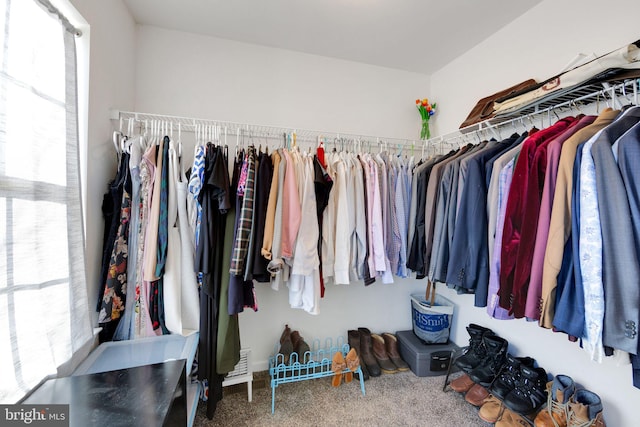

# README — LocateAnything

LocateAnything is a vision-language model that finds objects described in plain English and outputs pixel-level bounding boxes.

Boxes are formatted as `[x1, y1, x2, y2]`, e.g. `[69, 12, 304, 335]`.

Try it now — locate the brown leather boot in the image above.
[495, 408, 535, 426]
[534, 375, 575, 427]
[450, 373, 475, 393]
[566, 389, 606, 427]
[358, 328, 381, 377]
[465, 383, 490, 406]
[278, 324, 293, 365]
[382, 332, 410, 371]
[290, 330, 311, 364]
[371, 333, 398, 374]
[348, 330, 369, 381]
[479, 396, 506, 423]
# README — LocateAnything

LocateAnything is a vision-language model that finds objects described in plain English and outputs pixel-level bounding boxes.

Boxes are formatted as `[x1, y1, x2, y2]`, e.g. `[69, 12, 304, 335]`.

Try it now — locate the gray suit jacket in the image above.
[592, 107, 640, 354]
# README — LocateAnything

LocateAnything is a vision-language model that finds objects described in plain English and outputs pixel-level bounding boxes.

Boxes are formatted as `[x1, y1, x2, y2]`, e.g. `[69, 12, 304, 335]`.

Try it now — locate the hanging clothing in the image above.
[113, 137, 144, 341]
[98, 153, 131, 339]
[267, 149, 288, 292]
[97, 151, 129, 335]
[134, 141, 159, 338]
[176, 147, 200, 333]
[195, 144, 231, 420]
[163, 141, 185, 334]
[261, 150, 281, 261]
[251, 151, 273, 282]
[288, 154, 321, 314]
[591, 108, 640, 354]
[447, 135, 520, 306]
[525, 115, 596, 320]
[539, 109, 619, 328]
[487, 155, 517, 320]
[499, 117, 574, 315]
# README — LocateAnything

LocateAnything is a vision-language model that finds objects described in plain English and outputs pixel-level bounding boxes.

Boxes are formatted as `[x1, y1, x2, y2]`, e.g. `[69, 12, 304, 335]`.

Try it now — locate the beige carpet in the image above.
[194, 370, 490, 426]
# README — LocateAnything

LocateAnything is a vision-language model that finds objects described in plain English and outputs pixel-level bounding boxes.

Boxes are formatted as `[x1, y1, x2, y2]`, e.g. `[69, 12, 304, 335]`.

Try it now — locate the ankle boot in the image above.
[449, 373, 476, 393]
[504, 365, 549, 416]
[291, 330, 311, 364]
[479, 396, 507, 423]
[455, 324, 495, 373]
[495, 408, 535, 427]
[348, 330, 369, 381]
[278, 324, 293, 364]
[566, 389, 606, 427]
[534, 375, 575, 427]
[371, 333, 398, 374]
[358, 327, 381, 377]
[465, 383, 490, 406]
[382, 332, 410, 371]
[490, 355, 536, 401]
[468, 335, 508, 387]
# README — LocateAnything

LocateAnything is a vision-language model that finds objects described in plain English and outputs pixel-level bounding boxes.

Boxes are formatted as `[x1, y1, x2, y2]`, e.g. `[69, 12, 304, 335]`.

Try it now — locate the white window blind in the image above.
[0, 0, 92, 403]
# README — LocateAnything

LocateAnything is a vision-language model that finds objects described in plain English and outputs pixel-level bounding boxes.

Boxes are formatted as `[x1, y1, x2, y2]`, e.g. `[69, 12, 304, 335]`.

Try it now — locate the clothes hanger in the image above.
[177, 122, 182, 159]
[112, 117, 124, 159]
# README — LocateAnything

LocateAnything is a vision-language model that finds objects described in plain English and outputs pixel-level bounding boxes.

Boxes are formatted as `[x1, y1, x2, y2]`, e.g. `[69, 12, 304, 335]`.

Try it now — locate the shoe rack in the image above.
[268, 337, 366, 414]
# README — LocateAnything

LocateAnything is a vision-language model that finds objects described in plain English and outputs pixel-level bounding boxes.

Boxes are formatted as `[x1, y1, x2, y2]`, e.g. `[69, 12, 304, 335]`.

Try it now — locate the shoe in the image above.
[479, 396, 507, 423]
[278, 324, 293, 365]
[490, 355, 536, 401]
[455, 324, 495, 373]
[450, 373, 475, 393]
[344, 348, 360, 383]
[496, 408, 535, 426]
[279, 324, 291, 344]
[291, 330, 311, 364]
[371, 333, 399, 374]
[504, 365, 548, 416]
[468, 335, 508, 387]
[382, 333, 410, 371]
[331, 351, 346, 387]
[566, 389, 606, 427]
[465, 383, 490, 406]
[348, 330, 369, 381]
[534, 375, 575, 427]
[358, 327, 381, 377]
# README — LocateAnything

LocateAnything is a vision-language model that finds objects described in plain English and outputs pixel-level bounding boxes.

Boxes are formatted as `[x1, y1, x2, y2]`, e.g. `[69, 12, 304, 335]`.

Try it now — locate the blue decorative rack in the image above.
[268, 336, 366, 413]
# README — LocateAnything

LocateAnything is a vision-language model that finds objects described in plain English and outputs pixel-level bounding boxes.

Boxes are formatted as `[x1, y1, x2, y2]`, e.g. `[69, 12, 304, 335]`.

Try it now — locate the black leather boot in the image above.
[504, 365, 548, 416]
[455, 324, 494, 373]
[358, 327, 381, 377]
[348, 330, 369, 381]
[468, 335, 508, 387]
[489, 354, 535, 401]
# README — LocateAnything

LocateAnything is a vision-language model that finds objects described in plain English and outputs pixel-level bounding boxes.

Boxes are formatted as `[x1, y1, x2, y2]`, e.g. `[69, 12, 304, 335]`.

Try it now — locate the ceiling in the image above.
[123, 0, 543, 75]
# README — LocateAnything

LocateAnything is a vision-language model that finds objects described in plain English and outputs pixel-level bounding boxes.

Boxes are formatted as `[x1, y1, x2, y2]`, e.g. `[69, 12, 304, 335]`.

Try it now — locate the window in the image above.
[0, 0, 92, 403]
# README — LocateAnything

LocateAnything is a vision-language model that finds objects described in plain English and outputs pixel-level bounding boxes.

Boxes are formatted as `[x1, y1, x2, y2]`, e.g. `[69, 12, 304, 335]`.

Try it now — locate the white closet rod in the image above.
[426, 78, 640, 146]
[110, 109, 419, 150]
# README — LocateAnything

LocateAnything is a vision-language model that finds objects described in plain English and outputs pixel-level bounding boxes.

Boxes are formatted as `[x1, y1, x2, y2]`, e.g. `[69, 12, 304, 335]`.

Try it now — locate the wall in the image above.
[134, 26, 428, 141]
[134, 24, 431, 372]
[431, 0, 640, 136]
[430, 0, 640, 425]
[68, 0, 137, 325]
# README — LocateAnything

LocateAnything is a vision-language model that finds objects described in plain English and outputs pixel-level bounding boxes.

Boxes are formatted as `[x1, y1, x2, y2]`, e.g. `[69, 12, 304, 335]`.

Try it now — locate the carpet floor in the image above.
[194, 370, 490, 426]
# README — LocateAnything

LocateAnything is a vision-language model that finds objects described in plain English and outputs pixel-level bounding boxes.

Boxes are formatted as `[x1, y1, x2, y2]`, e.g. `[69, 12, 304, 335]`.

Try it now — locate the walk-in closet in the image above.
[3, 1, 640, 426]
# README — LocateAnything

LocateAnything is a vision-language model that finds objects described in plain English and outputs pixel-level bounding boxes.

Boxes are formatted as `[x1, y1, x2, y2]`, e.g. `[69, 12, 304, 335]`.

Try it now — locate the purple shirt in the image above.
[487, 158, 516, 320]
